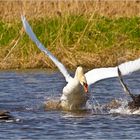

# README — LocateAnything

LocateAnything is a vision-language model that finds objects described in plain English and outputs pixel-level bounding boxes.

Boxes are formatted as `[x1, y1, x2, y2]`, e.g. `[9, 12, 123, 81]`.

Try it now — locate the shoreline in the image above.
[0, 48, 139, 70]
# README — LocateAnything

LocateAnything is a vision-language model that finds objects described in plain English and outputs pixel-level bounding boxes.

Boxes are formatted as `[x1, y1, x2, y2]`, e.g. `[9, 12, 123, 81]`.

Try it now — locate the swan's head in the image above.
[75, 66, 88, 93]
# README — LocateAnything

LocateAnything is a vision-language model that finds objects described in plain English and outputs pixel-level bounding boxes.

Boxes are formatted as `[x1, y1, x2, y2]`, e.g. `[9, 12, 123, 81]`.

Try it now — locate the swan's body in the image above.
[61, 67, 89, 110]
[22, 16, 140, 111]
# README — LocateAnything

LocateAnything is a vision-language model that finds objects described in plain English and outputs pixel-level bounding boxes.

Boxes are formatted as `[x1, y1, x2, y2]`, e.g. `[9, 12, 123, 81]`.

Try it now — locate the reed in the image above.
[0, 1, 140, 70]
[1, 1, 140, 21]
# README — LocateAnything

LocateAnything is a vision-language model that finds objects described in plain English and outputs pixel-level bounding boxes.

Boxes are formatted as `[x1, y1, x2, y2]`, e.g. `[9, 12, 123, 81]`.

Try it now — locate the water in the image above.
[0, 69, 140, 139]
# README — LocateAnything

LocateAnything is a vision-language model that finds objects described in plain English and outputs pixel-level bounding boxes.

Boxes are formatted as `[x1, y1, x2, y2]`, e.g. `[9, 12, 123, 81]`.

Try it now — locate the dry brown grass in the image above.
[1, 1, 140, 21]
[1, 1, 140, 70]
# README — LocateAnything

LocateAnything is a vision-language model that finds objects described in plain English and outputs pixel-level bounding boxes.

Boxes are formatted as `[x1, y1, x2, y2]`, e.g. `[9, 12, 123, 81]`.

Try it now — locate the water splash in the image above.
[44, 96, 61, 111]
[109, 98, 140, 115]
[88, 95, 103, 114]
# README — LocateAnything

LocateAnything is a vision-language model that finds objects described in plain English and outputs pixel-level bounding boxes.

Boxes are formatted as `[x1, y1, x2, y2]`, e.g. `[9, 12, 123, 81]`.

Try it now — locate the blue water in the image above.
[0, 69, 140, 139]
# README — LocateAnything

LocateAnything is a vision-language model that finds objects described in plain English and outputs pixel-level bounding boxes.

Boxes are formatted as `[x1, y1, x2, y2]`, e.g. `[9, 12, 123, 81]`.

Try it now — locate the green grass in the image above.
[0, 15, 140, 69]
[0, 21, 19, 46]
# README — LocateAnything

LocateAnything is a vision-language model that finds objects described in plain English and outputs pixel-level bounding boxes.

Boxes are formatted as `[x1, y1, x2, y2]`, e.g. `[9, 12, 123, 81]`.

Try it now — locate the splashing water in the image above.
[109, 98, 140, 115]
[88, 94, 103, 114]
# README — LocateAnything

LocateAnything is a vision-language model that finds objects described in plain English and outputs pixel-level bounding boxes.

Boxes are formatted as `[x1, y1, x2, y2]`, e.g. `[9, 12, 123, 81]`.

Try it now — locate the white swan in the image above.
[21, 16, 140, 111]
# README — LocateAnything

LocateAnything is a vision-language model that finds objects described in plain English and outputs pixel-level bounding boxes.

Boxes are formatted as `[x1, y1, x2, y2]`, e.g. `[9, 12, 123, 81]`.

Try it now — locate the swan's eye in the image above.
[83, 82, 88, 93]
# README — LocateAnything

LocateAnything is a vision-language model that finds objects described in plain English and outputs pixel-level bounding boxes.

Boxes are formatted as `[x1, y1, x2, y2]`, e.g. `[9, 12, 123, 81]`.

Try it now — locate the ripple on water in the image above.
[0, 70, 140, 139]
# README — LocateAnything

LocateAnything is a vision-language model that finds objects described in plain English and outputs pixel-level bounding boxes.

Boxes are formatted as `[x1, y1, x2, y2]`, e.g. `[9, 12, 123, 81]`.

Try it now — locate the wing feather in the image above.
[85, 58, 140, 86]
[21, 16, 71, 82]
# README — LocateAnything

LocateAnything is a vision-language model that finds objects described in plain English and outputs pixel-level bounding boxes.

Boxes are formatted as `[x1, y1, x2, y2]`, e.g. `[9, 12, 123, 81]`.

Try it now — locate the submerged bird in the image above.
[21, 15, 140, 111]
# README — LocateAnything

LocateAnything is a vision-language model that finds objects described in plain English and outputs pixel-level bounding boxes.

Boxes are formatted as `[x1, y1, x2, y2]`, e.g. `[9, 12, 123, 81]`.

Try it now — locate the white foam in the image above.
[109, 99, 140, 115]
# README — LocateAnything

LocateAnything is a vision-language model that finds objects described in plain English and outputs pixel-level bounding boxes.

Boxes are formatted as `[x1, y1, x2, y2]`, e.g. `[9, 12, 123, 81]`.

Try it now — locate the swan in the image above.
[21, 16, 140, 111]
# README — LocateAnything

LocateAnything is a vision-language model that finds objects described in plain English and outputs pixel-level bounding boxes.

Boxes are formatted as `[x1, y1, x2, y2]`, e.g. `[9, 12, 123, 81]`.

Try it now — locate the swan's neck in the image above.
[74, 66, 88, 93]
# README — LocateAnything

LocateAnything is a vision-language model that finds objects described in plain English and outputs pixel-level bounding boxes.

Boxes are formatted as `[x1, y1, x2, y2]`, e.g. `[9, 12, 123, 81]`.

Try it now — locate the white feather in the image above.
[85, 58, 140, 86]
[21, 16, 71, 83]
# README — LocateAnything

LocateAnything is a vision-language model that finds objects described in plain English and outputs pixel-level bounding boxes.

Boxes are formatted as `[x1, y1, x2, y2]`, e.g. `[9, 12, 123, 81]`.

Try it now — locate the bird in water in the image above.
[21, 15, 140, 111]
[118, 67, 140, 111]
[0, 110, 14, 121]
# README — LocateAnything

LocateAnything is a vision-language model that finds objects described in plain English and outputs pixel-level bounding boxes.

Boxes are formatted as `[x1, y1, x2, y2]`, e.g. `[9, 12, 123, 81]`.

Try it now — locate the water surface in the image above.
[0, 69, 140, 139]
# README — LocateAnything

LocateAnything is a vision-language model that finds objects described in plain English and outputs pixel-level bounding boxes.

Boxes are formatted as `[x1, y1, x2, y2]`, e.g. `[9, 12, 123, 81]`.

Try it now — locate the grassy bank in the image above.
[0, 14, 140, 70]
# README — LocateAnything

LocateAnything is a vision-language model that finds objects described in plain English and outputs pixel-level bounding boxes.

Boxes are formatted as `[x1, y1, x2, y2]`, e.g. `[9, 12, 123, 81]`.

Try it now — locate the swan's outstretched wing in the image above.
[85, 58, 140, 86]
[21, 16, 72, 82]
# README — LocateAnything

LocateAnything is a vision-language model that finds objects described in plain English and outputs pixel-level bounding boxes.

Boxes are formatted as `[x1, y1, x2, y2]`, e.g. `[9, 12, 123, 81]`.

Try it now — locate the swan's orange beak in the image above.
[83, 83, 88, 93]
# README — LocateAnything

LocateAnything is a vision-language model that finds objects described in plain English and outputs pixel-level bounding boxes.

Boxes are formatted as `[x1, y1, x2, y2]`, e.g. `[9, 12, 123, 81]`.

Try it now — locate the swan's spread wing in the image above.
[85, 58, 140, 86]
[21, 16, 71, 82]
[85, 67, 117, 86]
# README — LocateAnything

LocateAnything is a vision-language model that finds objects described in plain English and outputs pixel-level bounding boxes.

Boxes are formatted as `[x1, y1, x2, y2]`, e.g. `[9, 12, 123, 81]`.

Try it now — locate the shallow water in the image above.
[0, 69, 140, 139]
